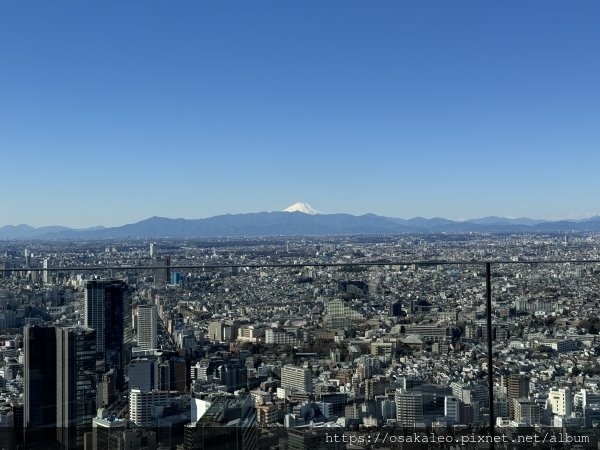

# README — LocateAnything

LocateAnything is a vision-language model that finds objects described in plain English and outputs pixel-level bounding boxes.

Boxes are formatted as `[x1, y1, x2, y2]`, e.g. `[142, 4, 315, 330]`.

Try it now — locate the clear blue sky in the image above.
[1, 1, 599, 227]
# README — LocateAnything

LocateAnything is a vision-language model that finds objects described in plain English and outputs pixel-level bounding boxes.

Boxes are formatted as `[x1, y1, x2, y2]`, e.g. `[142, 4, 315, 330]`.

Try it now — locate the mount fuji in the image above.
[283, 202, 321, 215]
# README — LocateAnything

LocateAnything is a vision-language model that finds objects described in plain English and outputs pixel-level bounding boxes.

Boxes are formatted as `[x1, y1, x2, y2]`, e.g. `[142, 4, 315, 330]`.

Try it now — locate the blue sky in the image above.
[1, 1, 599, 227]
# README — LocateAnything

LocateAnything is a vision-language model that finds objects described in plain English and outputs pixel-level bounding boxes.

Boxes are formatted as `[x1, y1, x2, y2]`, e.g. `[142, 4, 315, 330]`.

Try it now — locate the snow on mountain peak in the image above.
[283, 202, 321, 215]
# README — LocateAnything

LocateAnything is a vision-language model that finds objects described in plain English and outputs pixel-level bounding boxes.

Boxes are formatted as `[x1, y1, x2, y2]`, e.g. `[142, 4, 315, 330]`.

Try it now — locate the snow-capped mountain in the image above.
[283, 202, 321, 215]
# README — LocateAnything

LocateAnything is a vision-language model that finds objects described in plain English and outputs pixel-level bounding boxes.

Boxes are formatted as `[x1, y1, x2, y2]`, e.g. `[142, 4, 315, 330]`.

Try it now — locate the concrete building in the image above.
[395, 389, 423, 426]
[129, 388, 170, 427]
[444, 396, 460, 422]
[281, 365, 313, 393]
[137, 304, 158, 350]
[513, 398, 541, 425]
[505, 374, 529, 419]
[92, 409, 157, 450]
[264, 328, 301, 346]
[548, 387, 572, 416]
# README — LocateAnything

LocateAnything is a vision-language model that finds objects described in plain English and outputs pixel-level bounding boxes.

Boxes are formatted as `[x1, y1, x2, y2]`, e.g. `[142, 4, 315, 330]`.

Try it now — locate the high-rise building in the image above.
[548, 387, 572, 417]
[215, 362, 248, 393]
[169, 357, 188, 392]
[381, 398, 396, 421]
[574, 388, 600, 409]
[208, 321, 225, 343]
[128, 357, 170, 392]
[281, 365, 313, 393]
[24, 325, 57, 444]
[42, 258, 51, 284]
[444, 396, 460, 422]
[129, 388, 170, 427]
[504, 374, 530, 419]
[208, 321, 238, 343]
[99, 369, 117, 408]
[395, 389, 423, 426]
[155, 256, 171, 284]
[84, 279, 131, 388]
[137, 304, 158, 350]
[56, 326, 97, 449]
[513, 398, 541, 425]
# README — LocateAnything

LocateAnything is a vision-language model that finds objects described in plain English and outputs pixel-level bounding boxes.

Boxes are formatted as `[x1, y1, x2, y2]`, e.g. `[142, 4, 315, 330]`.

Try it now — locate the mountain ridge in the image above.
[2, 210, 600, 239]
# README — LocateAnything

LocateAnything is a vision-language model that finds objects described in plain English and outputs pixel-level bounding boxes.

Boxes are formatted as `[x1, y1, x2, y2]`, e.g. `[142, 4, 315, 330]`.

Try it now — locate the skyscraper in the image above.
[155, 255, 171, 284]
[137, 304, 158, 350]
[56, 326, 97, 449]
[84, 279, 131, 388]
[505, 374, 530, 419]
[24, 326, 57, 445]
[42, 258, 51, 284]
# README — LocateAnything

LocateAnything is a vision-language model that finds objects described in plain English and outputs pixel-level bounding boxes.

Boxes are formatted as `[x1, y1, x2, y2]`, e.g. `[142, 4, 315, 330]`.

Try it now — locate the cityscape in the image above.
[1, 220, 600, 448]
[3, 1, 600, 449]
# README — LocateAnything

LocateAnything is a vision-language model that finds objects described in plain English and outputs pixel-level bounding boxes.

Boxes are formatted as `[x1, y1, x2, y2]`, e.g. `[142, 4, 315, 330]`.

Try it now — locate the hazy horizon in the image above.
[3, 202, 600, 230]
[2, 1, 599, 228]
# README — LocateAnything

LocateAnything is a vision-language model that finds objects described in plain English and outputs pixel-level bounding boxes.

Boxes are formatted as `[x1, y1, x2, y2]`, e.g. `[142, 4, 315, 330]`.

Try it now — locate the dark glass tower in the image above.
[56, 326, 97, 450]
[84, 279, 131, 390]
[23, 326, 58, 446]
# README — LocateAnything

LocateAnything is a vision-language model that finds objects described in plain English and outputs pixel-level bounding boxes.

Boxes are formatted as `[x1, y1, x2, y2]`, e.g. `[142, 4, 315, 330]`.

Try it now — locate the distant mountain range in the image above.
[2, 205, 600, 239]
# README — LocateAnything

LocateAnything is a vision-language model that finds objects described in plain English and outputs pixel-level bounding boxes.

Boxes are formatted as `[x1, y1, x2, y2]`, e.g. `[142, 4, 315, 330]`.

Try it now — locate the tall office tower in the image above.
[281, 365, 313, 393]
[155, 256, 171, 284]
[505, 374, 530, 419]
[149, 243, 156, 258]
[395, 389, 424, 426]
[56, 326, 97, 449]
[84, 279, 131, 389]
[137, 304, 158, 350]
[42, 258, 51, 284]
[23, 326, 57, 445]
